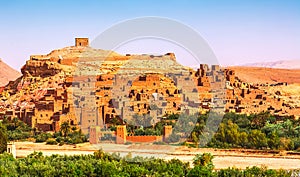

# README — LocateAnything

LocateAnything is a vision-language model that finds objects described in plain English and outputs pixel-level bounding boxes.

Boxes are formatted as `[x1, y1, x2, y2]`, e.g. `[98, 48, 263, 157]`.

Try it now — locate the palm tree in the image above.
[60, 121, 70, 138]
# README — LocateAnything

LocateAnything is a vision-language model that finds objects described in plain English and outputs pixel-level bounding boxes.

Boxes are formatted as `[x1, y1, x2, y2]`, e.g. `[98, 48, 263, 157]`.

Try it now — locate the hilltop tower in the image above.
[75, 38, 89, 47]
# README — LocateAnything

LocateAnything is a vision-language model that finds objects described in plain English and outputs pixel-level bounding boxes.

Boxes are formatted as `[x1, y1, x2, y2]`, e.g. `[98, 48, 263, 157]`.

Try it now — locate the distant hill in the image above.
[242, 60, 300, 69]
[0, 59, 21, 86]
[226, 66, 300, 84]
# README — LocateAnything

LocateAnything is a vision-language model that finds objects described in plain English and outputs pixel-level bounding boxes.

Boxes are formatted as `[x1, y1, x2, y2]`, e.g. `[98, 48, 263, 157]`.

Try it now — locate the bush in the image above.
[53, 132, 62, 138]
[46, 139, 58, 145]
[35, 133, 52, 143]
[187, 166, 213, 177]
[71, 137, 83, 144]
[293, 138, 300, 151]
[217, 167, 243, 177]
[7, 130, 31, 141]
[55, 136, 63, 143]
[193, 153, 214, 169]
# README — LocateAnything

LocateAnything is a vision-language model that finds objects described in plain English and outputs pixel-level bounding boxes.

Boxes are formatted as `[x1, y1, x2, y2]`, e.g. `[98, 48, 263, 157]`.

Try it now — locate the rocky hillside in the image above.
[0, 59, 21, 86]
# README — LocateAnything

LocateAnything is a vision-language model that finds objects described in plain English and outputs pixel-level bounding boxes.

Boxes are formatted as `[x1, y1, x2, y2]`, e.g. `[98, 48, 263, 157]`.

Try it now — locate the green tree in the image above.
[248, 129, 268, 149]
[250, 112, 273, 129]
[0, 123, 8, 153]
[60, 121, 71, 138]
[191, 131, 199, 147]
[238, 131, 249, 147]
[214, 120, 240, 147]
[0, 153, 18, 176]
[12, 117, 18, 129]
[267, 131, 280, 149]
[188, 153, 214, 177]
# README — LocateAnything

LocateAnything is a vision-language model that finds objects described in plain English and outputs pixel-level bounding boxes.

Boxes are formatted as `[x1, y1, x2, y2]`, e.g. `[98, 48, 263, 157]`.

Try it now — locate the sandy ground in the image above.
[14, 142, 300, 170]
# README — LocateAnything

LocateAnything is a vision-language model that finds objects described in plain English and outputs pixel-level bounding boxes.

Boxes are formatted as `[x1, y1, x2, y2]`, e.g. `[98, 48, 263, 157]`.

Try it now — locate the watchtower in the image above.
[116, 125, 127, 144]
[163, 125, 173, 142]
[89, 126, 101, 144]
[75, 38, 89, 47]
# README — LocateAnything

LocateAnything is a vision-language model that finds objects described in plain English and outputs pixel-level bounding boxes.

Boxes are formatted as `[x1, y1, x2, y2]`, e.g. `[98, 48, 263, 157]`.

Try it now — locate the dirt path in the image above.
[15, 142, 300, 170]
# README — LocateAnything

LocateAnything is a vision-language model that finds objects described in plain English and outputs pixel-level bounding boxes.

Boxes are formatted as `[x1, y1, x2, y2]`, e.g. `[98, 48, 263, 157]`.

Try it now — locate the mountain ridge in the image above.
[0, 58, 21, 86]
[241, 59, 300, 69]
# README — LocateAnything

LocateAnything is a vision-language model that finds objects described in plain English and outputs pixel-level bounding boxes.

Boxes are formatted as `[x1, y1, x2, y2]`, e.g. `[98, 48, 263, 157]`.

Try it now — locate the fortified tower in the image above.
[163, 125, 173, 141]
[75, 38, 89, 47]
[116, 125, 127, 144]
[89, 126, 101, 144]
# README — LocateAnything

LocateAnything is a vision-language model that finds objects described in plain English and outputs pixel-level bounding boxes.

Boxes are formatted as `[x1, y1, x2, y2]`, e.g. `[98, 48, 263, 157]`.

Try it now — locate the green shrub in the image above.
[35, 133, 52, 143]
[55, 136, 63, 143]
[46, 139, 58, 145]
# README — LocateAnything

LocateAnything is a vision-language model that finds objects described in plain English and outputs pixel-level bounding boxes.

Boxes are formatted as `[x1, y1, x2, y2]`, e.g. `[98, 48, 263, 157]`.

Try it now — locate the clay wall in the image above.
[126, 136, 162, 143]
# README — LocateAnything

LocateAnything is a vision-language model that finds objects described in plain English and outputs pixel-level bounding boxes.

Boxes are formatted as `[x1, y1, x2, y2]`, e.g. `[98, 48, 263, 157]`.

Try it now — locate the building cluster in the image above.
[1, 38, 300, 144]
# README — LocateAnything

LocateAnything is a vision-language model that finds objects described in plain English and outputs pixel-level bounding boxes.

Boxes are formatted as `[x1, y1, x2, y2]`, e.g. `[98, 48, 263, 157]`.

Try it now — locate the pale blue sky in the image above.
[0, 0, 299, 70]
